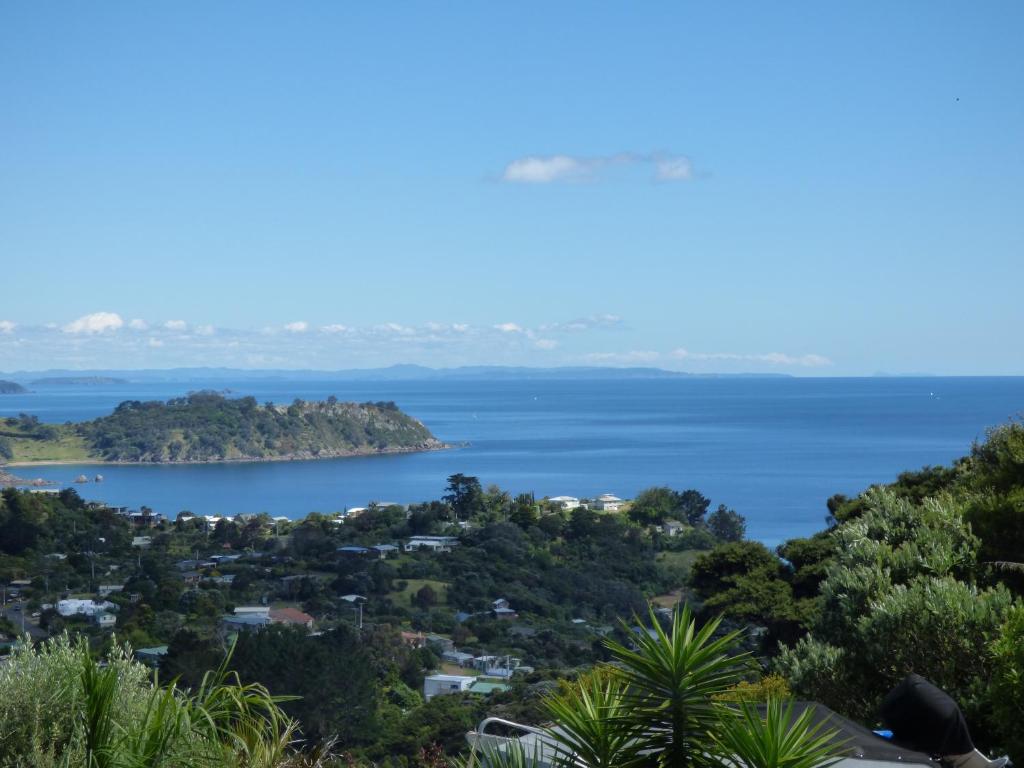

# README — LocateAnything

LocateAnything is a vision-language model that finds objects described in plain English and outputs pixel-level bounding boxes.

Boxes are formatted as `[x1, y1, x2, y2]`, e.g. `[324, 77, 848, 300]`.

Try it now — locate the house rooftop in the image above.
[270, 607, 314, 625]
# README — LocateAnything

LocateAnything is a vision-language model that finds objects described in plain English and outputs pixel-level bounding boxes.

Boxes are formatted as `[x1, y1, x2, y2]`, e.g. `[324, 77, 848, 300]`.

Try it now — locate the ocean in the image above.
[3, 376, 1022, 545]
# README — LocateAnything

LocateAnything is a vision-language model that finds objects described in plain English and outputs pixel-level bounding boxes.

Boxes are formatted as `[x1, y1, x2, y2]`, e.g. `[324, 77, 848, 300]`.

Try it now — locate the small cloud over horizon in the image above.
[501, 152, 693, 184]
[63, 312, 124, 334]
[671, 348, 832, 367]
[0, 312, 834, 373]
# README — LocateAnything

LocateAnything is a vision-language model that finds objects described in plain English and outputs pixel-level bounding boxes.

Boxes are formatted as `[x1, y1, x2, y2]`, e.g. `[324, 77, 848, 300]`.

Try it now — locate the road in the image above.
[1, 602, 49, 641]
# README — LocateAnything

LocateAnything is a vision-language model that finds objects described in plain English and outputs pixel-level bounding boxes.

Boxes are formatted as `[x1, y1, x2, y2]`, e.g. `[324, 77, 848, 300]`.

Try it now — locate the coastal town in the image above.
[0, 483, 659, 707]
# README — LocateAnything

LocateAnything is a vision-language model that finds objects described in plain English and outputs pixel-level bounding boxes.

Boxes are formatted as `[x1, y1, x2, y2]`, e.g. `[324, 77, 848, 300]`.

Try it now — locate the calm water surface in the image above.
[3, 377, 1022, 545]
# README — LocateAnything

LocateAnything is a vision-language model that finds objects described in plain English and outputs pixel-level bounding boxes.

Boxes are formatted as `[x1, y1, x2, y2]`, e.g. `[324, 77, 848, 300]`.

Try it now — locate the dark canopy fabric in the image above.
[758, 702, 938, 766]
[879, 674, 975, 756]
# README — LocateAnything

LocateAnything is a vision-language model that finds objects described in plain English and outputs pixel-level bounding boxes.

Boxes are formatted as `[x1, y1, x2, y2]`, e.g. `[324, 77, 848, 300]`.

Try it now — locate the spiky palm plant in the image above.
[711, 699, 844, 768]
[543, 670, 645, 768]
[604, 605, 751, 768]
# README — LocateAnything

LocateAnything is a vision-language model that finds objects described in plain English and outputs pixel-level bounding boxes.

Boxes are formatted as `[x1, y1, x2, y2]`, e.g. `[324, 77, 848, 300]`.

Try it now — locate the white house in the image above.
[548, 496, 580, 510]
[57, 599, 115, 617]
[234, 606, 270, 618]
[661, 520, 685, 536]
[590, 494, 624, 512]
[93, 612, 117, 629]
[423, 674, 475, 701]
[405, 536, 459, 553]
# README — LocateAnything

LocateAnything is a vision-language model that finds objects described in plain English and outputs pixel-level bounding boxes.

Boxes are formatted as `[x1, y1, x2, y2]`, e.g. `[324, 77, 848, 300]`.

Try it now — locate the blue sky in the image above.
[1, 2, 1021, 374]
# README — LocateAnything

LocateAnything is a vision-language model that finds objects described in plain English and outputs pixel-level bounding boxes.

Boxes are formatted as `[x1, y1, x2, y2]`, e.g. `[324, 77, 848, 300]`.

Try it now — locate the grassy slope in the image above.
[1, 424, 94, 462]
[389, 578, 450, 609]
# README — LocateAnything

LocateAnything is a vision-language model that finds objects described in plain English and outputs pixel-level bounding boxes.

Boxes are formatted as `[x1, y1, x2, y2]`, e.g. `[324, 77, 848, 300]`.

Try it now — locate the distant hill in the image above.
[0, 380, 28, 394]
[31, 376, 129, 386]
[1, 393, 442, 464]
[1, 365, 792, 382]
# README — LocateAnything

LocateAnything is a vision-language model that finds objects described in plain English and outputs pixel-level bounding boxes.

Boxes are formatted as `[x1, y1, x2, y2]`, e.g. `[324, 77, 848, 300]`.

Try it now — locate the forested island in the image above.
[0, 392, 443, 464]
[0, 379, 28, 394]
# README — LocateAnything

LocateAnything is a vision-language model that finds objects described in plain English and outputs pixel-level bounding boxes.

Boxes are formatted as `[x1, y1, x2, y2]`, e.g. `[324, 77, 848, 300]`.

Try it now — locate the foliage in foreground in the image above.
[462, 607, 843, 768]
[0, 633, 333, 768]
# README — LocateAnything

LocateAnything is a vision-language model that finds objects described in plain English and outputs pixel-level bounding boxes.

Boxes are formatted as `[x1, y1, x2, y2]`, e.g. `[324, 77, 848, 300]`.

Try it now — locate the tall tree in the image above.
[442, 473, 484, 520]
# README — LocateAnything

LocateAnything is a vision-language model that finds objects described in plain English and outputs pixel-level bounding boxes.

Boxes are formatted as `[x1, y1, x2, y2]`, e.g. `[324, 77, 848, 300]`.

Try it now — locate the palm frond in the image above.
[712, 699, 846, 768]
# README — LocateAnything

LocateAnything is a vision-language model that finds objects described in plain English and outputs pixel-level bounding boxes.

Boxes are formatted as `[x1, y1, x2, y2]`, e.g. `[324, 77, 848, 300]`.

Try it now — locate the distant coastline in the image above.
[7, 443, 452, 468]
[30, 376, 129, 386]
[0, 365, 794, 383]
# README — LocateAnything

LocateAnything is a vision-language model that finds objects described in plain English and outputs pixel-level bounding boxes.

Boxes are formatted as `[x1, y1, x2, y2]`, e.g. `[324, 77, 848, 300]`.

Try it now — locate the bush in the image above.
[990, 603, 1024, 761]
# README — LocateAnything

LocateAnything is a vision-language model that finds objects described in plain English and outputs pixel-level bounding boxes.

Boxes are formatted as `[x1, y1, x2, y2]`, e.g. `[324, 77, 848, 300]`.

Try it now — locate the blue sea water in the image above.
[2, 377, 1022, 545]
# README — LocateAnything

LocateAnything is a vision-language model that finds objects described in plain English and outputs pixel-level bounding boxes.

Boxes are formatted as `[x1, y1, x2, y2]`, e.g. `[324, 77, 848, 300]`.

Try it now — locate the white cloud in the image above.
[128, 318, 148, 330]
[321, 324, 349, 334]
[503, 155, 592, 183]
[0, 320, 15, 334]
[195, 324, 215, 336]
[542, 314, 623, 332]
[494, 322, 523, 333]
[63, 312, 124, 334]
[147, 338, 164, 348]
[502, 152, 693, 184]
[671, 348, 832, 367]
[284, 321, 309, 333]
[377, 322, 414, 335]
[164, 320, 187, 331]
[535, 338, 558, 350]
[654, 155, 692, 181]
[452, 323, 470, 333]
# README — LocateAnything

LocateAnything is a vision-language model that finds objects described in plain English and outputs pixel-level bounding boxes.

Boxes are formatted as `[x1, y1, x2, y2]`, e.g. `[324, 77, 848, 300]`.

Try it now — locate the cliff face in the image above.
[0, 380, 28, 394]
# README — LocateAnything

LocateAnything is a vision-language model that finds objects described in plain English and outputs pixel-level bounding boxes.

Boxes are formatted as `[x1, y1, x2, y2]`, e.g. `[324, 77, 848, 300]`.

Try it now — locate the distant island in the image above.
[31, 376, 129, 386]
[0, 380, 28, 394]
[1, 365, 793, 382]
[0, 392, 443, 464]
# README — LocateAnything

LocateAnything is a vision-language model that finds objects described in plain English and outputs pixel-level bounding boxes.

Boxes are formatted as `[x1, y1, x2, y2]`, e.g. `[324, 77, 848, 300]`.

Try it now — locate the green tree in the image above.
[775, 489, 1013, 741]
[628, 487, 678, 525]
[443, 474, 485, 520]
[509, 493, 539, 529]
[414, 584, 438, 609]
[229, 624, 380, 745]
[707, 505, 746, 542]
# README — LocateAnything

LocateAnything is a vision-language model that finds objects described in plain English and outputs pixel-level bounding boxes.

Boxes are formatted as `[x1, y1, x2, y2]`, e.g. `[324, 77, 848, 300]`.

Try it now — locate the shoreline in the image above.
[4, 441, 458, 469]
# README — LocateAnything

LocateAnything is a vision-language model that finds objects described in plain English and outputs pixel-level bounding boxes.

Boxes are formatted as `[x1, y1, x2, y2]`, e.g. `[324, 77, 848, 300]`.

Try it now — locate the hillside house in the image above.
[372, 544, 400, 559]
[92, 612, 117, 629]
[269, 607, 314, 630]
[221, 614, 271, 633]
[337, 546, 370, 557]
[135, 646, 168, 667]
[405, 536, 459, 553]
[441, 649, 476, 666]
[590, 493, 624, 512]
[661, 520, 685, 536]
[57, 599, 114, 617]
[548, 496, 580, 510]
[423, 674, 474, 701]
